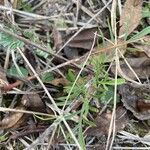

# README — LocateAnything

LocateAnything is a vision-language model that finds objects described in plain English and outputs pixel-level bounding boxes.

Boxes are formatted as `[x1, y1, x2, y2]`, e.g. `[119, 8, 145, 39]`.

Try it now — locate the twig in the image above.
[0, 107, 54, 117]
[9, 127, 47, 140]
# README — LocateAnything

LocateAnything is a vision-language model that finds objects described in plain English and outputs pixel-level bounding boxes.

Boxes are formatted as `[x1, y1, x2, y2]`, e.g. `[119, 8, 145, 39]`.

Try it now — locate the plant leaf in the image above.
[128, 26, 150, 41]
[41, 72, 54, 83]
[8, 66, 28, 78]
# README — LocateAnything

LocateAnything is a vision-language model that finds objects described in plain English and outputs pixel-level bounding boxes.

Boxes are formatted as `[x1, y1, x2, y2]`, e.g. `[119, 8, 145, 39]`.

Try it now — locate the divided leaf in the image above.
[8, 66, 29, 78]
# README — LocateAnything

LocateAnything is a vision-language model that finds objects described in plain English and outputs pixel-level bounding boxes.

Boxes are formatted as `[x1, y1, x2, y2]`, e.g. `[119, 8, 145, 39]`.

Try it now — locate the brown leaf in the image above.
[119, 83, 150, 120]
[119, 0, 143, 37]
[86, 106, 129, 137]
[21, 93, 46, 113]
[65, 27, 98, 50]
[0, 106, 28, 130]
[52, 26, 63, 51]
[111, 57, 150, 80]
[49, 78, 69, 86]
[133, 36, 150, 57]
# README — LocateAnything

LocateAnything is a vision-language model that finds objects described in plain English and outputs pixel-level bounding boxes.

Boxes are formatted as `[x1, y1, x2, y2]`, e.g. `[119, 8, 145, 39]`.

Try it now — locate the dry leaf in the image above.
[119, 0, 143, 37]
[65, 27, 98, 50]
[60, 27, 98, 59]
[86, 106, 129, 137]
[133, 36, 150, 57]
[111, 57, 150, 80]
[52, 26, 63, 51]
[49, 78, 69, 86]
[119, 83, 150, 120]
[0, 94, 46, 130]
[21, 93, 46, 113]
[0, 106, 28, 130]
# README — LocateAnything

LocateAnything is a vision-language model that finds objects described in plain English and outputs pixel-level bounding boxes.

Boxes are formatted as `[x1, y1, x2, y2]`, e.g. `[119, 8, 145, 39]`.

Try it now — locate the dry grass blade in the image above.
[118, 131, 150, 146]
[0, 107, 54, 117]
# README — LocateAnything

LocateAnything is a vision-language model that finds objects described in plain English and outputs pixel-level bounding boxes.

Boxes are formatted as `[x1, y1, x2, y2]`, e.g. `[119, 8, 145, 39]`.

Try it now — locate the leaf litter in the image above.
[0, 0, 149, 149]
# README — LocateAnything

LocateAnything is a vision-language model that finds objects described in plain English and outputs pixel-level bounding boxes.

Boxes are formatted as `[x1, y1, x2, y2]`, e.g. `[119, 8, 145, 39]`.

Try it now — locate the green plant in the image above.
[23, 29, 50, 58]
[90, 54, 125, 104]
[18, 1, 33, 12]
[8, 66, 29, 78]
[0, 28, 24, 50]
[142, 3, 150, 18]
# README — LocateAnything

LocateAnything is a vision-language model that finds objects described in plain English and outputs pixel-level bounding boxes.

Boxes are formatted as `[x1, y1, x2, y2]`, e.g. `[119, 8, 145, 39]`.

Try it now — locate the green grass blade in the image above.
[128, 26, 150, 42]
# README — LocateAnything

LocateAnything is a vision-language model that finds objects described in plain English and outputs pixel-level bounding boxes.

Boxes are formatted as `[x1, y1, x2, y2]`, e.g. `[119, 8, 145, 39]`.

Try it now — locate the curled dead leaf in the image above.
[86, 106, 129, 137]
[111, 57, 150, 80]
[21, 93, 46, 113]
[0, 106, 28, 130]
[65, 27, 98, 50]
[119, 83, 150, 120]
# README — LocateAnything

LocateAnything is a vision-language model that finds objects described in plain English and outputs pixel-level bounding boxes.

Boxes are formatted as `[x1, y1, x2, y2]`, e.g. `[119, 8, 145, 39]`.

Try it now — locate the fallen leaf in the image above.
[119, 0, 143, 37]
[0, 106, 28, 130]
[111, 57, 150, 80]
[0, 93, 47, 130]
[49, 78, 69, 86]
[65, 27, 98, 50]
[133, 36, 150, 57]
[119, 83, 150, 120]
[63, 46, 79, 59]
[21, 93, 46, 113]
[52, 26, 63, 51]
[86, 106, 129, 137]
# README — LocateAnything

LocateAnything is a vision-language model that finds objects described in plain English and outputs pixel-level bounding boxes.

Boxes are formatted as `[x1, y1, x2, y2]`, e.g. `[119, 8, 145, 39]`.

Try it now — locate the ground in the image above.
[0, 0, 150, 150]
